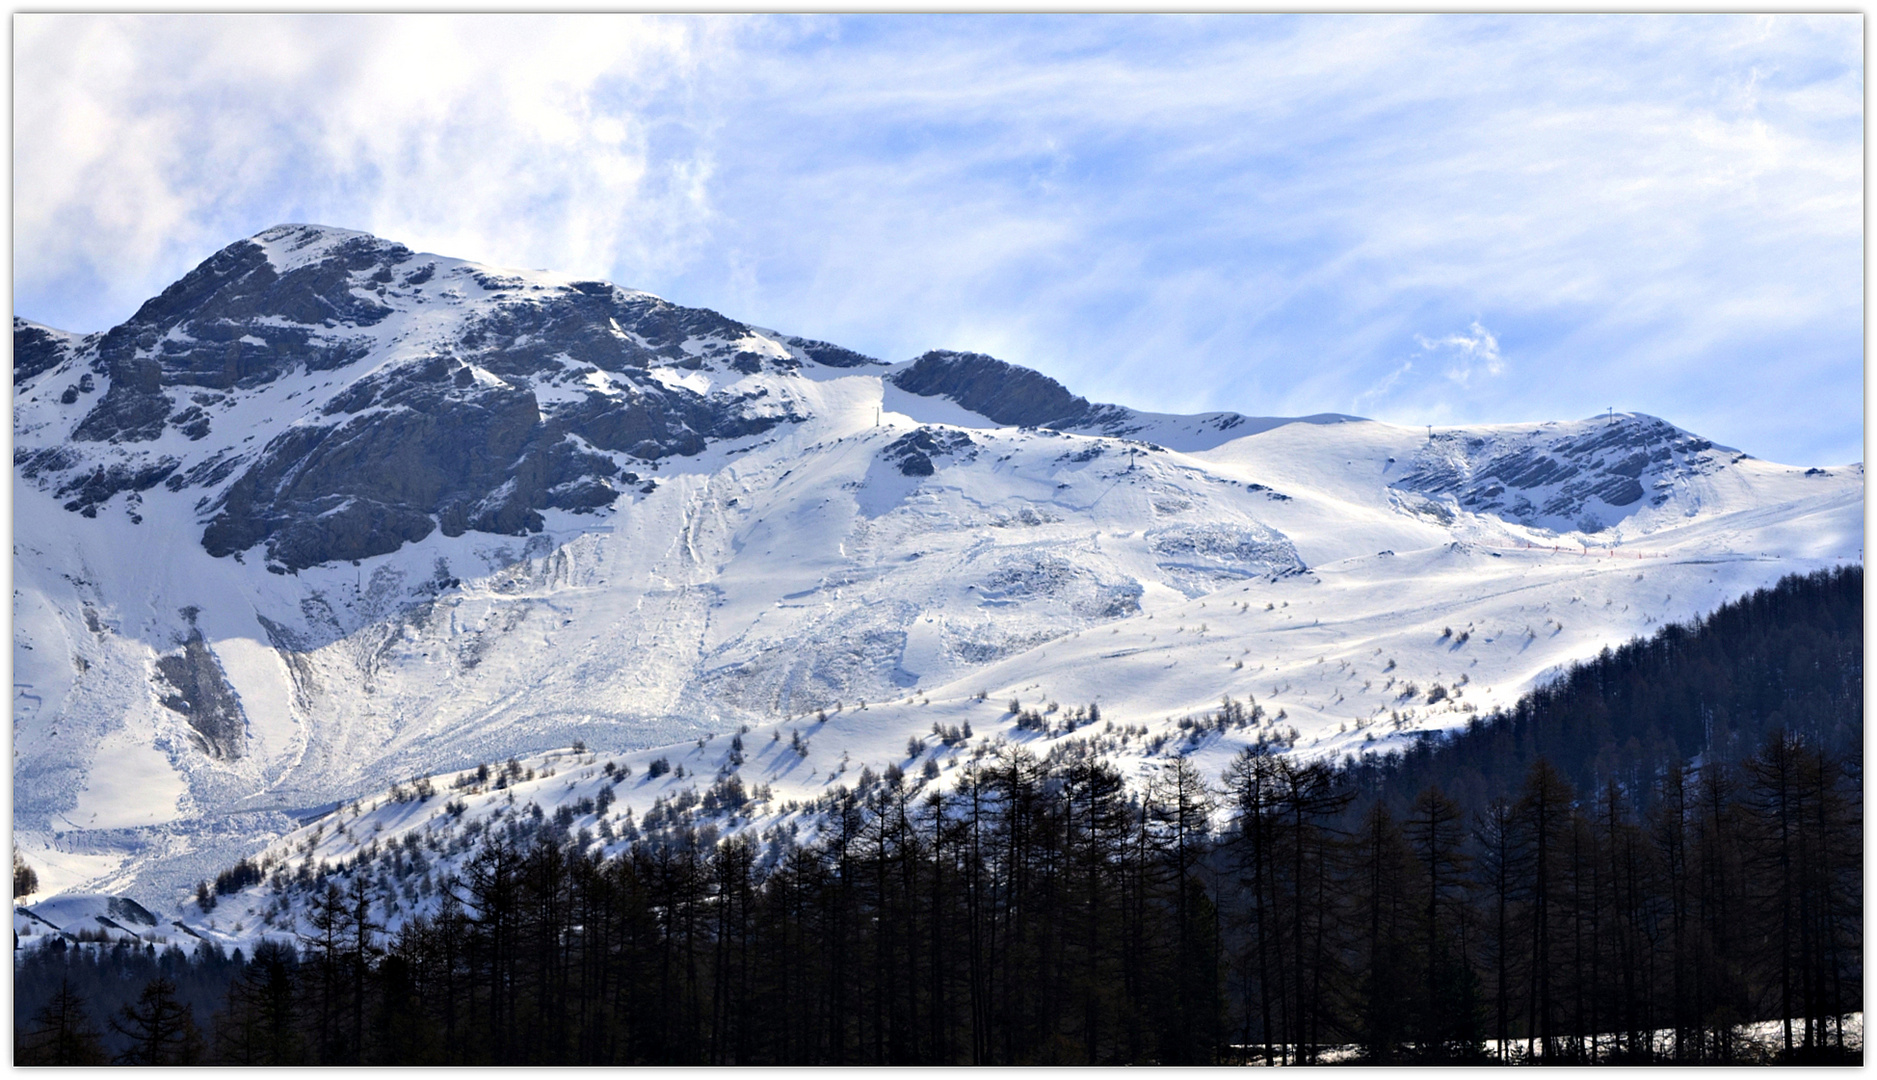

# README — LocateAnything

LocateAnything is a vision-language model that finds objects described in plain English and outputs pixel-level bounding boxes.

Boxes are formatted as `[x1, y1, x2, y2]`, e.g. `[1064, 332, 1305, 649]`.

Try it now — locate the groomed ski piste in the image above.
[11, 226, 1862, 951]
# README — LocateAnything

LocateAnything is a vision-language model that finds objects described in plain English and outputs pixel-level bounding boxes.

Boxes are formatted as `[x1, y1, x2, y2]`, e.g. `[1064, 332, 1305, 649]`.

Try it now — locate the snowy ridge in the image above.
[249, 223, 384, 275]
[10, 225, 1862, 922]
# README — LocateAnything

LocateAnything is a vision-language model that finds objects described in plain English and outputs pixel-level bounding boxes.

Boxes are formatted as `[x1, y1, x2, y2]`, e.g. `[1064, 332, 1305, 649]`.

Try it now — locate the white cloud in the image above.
[14, 14, 742, 326]
[1353, 359, 1415, 413]
[1416, 321, 1504, 387]
[12, 14, 1864, 464]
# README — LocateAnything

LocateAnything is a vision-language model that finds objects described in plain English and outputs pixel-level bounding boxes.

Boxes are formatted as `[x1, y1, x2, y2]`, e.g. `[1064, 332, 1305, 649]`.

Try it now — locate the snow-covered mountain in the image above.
[12, 224, 1862, 918]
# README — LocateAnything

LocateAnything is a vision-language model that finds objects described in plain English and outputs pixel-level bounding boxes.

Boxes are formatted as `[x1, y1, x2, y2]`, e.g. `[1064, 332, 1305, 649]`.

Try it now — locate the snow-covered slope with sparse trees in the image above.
[11, 225, 1861, 919]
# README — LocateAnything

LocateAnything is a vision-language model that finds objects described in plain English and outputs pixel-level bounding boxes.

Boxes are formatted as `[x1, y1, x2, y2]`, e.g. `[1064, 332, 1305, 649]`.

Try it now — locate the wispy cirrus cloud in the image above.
[13, 14, 1863, 464]
[1416, 322, 1505, 388]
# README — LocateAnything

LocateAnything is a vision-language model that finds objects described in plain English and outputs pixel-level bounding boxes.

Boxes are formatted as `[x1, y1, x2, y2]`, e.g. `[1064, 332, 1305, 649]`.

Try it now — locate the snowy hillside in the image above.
[11, 224, 1862, 920]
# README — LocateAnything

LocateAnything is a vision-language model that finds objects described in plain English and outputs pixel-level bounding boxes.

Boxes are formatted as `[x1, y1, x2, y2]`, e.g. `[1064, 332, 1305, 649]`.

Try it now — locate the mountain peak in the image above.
[248, 223, 407, 275]
[12, 226, 1860, 913]
[10, 223, 1816, 570]
[13, 225, 828, 568]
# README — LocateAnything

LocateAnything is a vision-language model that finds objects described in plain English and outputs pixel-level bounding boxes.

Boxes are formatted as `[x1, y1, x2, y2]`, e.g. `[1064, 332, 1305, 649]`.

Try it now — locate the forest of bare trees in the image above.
[15, 568, 1861, 1065]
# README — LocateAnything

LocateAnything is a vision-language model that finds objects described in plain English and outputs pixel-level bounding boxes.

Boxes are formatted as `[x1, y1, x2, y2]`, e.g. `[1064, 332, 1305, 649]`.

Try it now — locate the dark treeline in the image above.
[15, 568, 1861, 1065]
[1345, 564, 1863, 812]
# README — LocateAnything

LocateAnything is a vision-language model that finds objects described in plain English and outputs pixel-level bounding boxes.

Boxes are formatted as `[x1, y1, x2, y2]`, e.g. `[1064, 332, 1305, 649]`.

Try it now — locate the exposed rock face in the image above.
[14, 447, 180, 518]
[885, 348, 1359, 451]
[782, 336, 882, 369]
[883, 426, 977, 476]
[57, 459, 181, 518]
[1393, 414, 1730, 532]
[107, 897, 159, 927]
[154, 628, 246, 760]
[891, 351, 1128, 430]
[70, 232, 403, 446]
[15, 224, 815, 570]
[198, 348, 790, 570]
[13, 319, 85, 383]
[202, 354, 592, 568]
[13, 225, 1751, 582]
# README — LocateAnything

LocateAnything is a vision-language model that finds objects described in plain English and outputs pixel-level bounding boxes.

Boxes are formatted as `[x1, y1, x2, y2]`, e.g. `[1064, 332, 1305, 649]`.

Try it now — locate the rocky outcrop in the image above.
[54, 458, 180, 518]
[19, 225, 821, 569]
[891, 351, 1097, 429]
[783, 335, 882, 369]
[70, 230, 405, 445]
[12, 319, 84, 383]
[883, 426, 977, 477]
[206, 355, 588, 568]
[154, 626, 246, 760]
[889, 350, 1136, 431]
[1393, 414, 1728, 532]
[195, 340, 793, 569]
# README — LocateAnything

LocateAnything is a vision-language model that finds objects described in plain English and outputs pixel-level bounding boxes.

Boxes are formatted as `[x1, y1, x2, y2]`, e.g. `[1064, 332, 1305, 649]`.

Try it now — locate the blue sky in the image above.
[13, 14, 1864, 464]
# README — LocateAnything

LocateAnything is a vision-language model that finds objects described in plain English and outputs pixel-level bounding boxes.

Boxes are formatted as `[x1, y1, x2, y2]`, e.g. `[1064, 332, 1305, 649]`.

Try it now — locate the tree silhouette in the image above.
[17, 978, 107, 1064]
[110, 976, 204, 1064]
